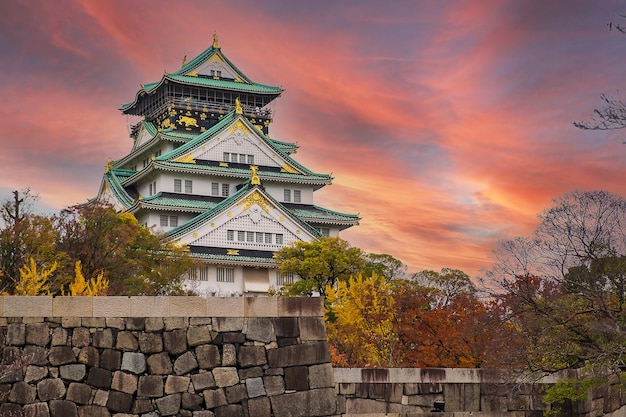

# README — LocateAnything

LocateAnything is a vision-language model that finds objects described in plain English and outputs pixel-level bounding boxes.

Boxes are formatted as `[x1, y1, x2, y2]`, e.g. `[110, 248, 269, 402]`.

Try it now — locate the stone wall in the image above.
[333, 368, 626, 417]
[0, 296, 337, 417]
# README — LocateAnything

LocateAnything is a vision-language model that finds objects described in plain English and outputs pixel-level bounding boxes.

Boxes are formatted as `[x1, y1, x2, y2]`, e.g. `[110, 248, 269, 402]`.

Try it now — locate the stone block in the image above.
[164, 329, 187, 354]
[285, 366, 309, 391]
[270, 388, 336, 417]
[80, 317, 106, 328]
[225, 383, 248, 403]
[243, 317, 274, 343]
[147, 352, 173, 375]
[71, 327, 90, 347]
[77, 405, 110, 417]
[66, 382, 92, 404]
[132, 398, 154, 414]
[7, 323, 25, 345]
[10, 380, 37, 404]
[174, 351, 199, 375]
[239, 366, 263, 380]
[221, 332, 245, 344]
[482, 394, 510, 412]
[100, 348, 122, 371]
[182, 392, 204, 410]
[25, 365, 48, 383]
[106, 390, 133, 413]
[212, 317, 244, 332]
[170, 296, 207, 316]
[237, 346, 267, 368]
[138, 375, 164, 397]
[214, 404, 243, 417]
[278, 297, 323, 317]
[203, 388, 227, 408]
[187, 325, 214, 347]
[273, 317, 299, 338]
[5, 296, 53, 317]
[130, 296, 170, 317]
[248, 396, 271, 417]
[49, 346, 76, 365]
[116, 331, 138, 351]
[299, 317, 327, 341]
[49, 399, 78, 417]
[0, 384, 11, 402]
[50, 327, 68, 346]
[164, 316, 187, 330]
[267, 341, 331, 367]
[77, 346, 99, 366]
[191, 371, 216, 390]
[139, 332, 163, 353]
[165, 375, 190, 394]
[38, 378, 67, 401]
[92, 328, 114, 349]
[263, 375, 285, 396]
[60, 364, 86, 381]
[93, 389, 109, 406]
[213, 367, 239, 387]
[111, 371, 138, 394]
[222, 344, 236, 366]
[87, 367, 113, 389]
[156, 393, 182, 416]
[105, 317, 125, 330]
[24, 402, 50, 417]
[207, 298, 244, 317]
[246, 377, 266, 398]
[244, 297, 278, 317]
[125, 317, 145, 330]
[121, 351, 146, 374]
[61, 317, 81, 328]
[309, 363, 334, 389]
[190, 317, 212, 326]
[93, 296, 131, 317]
[53, 296, 92, 317]
[145, 317, 165, 332]
[0, 403, 22, 416]
[26, 322, 50, 346]
[196, 344, 221, 370]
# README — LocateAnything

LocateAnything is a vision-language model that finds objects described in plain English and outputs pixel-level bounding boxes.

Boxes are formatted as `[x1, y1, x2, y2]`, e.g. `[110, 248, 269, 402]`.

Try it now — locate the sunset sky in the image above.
[1, 1, 625, 278]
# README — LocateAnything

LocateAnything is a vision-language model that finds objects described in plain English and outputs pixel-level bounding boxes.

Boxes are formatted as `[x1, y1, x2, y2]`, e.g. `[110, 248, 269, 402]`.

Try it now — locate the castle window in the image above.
[284, 189, 291, 202]
[239, 154, 246, 163]
[276, 234, 284, 245]
[238, 231, 245, 241]
[223, 152, 229, 162]
[247, 155, 254, 164]
[149, 181, 157, 195]
[185, 180, 193, 193]
[256, 232, 263, 243]
[221, 184, 229, 197]
[160, 215, 168, 227]
[212, 182, 219, 196]
[294, 190, 301, 203]
[169, 216, 178, 227]
[198, 267, 209, 281]
[246, 232, 254, 242]
[217, 267, 234, 282]
[277, 272, 295, 286]
[265, 233, 272, 244]
[174, 179, 182, 192]
[227, 230, 234, 241]
[319, 227, 330, 237]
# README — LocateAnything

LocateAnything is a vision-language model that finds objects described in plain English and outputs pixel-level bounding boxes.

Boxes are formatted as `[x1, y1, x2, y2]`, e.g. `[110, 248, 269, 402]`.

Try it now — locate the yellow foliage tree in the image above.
[326, 272, 399, 367]
[65, 260, 109, 296]
[14, 258, 56, 295]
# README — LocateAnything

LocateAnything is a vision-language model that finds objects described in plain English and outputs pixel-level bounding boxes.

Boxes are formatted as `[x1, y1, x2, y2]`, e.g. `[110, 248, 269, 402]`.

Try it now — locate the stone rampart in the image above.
[0, 296, 337, 417]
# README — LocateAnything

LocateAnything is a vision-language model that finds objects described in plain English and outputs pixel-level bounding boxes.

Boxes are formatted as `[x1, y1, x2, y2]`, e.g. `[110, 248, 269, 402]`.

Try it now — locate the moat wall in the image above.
[0, 296, 624, 417]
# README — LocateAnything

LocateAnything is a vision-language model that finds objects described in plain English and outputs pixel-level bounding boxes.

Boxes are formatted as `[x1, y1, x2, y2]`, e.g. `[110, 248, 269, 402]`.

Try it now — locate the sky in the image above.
[1, 0, 625, 278]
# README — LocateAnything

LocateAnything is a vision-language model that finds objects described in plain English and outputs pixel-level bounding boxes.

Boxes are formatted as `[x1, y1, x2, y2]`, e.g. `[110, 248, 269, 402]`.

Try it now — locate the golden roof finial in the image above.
[105, 158, 113, 173]
[235, 97, 243, 115]
[182, 55, 187, 67]
[250, 165, 261, 185]
[213, 32, 220, 48]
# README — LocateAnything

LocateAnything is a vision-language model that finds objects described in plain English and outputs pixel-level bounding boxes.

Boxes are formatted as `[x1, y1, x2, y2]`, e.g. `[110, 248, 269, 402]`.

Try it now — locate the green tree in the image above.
[363, 253, 407, 281]
[274, 237, 366, 296]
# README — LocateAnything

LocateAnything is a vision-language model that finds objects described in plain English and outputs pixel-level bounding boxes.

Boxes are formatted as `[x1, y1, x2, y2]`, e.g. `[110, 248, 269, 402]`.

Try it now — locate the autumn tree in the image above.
[274, 237, 366, 296]
[326, 273, 399, 367]
[488, 190, 626, 377]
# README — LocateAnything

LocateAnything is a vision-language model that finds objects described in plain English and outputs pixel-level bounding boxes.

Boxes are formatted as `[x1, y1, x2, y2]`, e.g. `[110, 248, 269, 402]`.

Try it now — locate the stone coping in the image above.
[333, 368, 579, 384]
[0, 296, 323, 318]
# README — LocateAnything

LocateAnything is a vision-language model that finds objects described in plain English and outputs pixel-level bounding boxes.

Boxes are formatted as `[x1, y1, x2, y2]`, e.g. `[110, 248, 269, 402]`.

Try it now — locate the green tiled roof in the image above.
[140, 193, 219, 211]
[103, 169, 135, 208]
[284, 205, 360, 223]
[189, 252, 276, 265]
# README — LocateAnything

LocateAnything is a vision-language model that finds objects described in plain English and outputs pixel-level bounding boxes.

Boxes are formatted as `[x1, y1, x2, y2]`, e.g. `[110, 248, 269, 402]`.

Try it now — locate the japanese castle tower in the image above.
[95, 36, 359, 295]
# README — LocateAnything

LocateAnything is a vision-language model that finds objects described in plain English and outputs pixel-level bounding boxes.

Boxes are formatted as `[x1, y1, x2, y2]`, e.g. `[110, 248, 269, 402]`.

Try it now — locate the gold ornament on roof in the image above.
[213, 32, 220, 48]
[238, 191, 270, 214]
[235, 97, 243, 115]
[182, 55, 187, 67]
[280, 164, 300, 174]
[227, 249, 239, 256]
[175, 154, 196, 164]
[105, 158, 113, 173]
[250, 165, 261, 185]
[228, 120, 249, 136]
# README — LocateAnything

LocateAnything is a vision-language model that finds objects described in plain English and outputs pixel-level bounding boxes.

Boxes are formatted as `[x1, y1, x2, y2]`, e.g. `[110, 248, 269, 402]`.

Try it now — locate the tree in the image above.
[13, 257, 55, 296]
[363, 253, 407, 281]
[274, 237, 366, 296]
[65, 260, 109, 296]
[488, 190, 626, 377]
[326, 272, 399, 367]
[411, 268, 475, 307]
